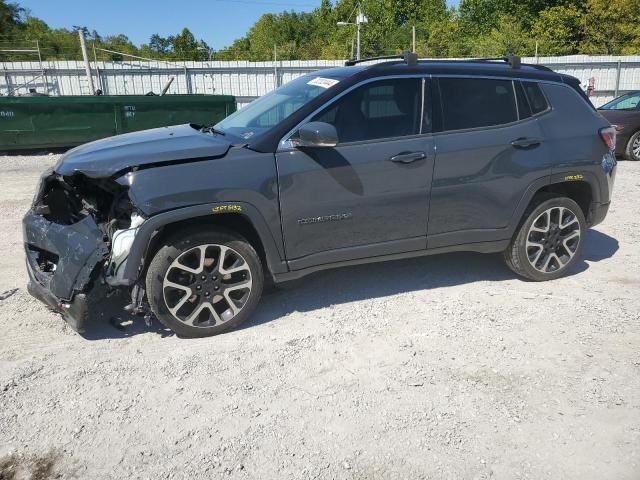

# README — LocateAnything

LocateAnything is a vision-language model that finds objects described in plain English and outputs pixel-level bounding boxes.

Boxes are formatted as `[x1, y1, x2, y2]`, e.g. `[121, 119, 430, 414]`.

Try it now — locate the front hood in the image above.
[55, 124, 232, 178]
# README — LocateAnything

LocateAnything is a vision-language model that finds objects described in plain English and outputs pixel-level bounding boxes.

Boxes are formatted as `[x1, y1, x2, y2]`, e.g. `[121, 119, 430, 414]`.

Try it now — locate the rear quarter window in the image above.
[522, 82, 550, 115]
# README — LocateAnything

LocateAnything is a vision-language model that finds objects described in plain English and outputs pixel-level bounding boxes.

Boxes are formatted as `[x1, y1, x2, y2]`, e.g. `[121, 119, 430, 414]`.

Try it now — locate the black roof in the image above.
[347, 58, 565, 83]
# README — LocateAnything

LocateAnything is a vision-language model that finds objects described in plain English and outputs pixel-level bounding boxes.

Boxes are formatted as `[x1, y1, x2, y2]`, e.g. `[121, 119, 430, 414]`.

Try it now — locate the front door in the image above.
[276, 77, 435, 270]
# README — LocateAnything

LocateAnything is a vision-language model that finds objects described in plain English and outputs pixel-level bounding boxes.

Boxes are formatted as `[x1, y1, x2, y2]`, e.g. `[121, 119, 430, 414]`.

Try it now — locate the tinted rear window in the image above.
[438, 78, 518, 131]
[523, 82, 549, 114]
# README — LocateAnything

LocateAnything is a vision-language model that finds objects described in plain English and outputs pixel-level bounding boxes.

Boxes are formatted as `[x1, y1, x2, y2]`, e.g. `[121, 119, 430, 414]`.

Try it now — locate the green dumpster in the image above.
[0, 94, 236, 151]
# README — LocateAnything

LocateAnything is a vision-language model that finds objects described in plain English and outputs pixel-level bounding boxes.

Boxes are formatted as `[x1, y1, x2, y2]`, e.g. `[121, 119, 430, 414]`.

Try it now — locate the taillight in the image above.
[599, 126, 616, 151]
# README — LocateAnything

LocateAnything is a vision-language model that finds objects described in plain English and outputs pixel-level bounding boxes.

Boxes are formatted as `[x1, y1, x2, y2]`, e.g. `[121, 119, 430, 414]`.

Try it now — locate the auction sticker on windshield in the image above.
[307, 77, 340, 89]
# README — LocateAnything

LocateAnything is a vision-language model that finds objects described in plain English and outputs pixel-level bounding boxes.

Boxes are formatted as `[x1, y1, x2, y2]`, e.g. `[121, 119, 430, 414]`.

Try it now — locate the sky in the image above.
[21, 0, 459, 50]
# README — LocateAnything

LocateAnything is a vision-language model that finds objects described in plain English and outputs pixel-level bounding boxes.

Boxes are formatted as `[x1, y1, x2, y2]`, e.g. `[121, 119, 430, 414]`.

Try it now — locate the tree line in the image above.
[1, 0, 639, 62]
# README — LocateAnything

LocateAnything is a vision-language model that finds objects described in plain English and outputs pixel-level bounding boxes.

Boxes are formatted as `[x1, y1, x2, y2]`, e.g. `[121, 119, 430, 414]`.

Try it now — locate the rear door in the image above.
[427, 77, 552, 248]
[276, 77, 435, 269]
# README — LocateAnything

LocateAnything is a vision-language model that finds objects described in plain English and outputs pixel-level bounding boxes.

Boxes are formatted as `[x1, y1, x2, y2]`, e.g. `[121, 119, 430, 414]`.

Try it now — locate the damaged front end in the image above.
[23, 169, 144, 332]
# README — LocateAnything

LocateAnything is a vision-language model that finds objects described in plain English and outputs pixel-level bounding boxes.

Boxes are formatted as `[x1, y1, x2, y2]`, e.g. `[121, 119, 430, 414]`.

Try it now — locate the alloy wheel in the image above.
[525, 206, 581, 273]
[633, 135, 640, 160]
[162, 244, 252, 327]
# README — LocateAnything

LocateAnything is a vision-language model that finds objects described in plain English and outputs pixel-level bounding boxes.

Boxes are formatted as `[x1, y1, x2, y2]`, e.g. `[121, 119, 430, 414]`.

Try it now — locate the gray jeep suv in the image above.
[23, 54, 617, 337]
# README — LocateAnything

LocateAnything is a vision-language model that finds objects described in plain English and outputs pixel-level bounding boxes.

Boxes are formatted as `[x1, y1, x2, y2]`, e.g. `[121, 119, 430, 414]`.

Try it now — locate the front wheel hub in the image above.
[162, 244, 253, 328]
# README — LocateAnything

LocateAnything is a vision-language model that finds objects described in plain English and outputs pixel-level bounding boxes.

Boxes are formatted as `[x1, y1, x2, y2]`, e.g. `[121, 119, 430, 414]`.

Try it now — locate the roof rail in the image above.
[471, 53, 521, 69]
[345, 51, 418, 67]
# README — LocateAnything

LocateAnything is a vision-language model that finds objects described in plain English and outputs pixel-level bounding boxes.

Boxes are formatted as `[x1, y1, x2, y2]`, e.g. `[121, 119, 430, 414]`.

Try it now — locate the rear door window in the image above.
[437, 78, 518, 131]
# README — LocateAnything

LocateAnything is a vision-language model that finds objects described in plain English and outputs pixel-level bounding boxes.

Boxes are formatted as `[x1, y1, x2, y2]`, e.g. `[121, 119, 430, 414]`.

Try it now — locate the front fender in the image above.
[118, 201, 287, 286]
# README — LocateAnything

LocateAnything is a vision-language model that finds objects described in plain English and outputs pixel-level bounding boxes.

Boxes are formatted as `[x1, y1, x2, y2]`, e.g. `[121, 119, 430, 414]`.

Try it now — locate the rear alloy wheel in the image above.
[146, 230, 263, 337]
[625, 130, 640, 161]
[504, 196, 586, 281]
[525, 206, 581, 273]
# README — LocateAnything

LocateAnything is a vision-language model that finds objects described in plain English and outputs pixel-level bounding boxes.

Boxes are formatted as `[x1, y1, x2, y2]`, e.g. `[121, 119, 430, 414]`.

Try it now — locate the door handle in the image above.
[390, 151, 426, 164]
[511, 137, 542, 149]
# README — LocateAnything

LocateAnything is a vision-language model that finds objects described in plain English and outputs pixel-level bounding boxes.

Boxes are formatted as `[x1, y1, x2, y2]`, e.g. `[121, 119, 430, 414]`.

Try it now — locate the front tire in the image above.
[624, 130, 640, 161]
[146, 229, 264, 337]
[504, 196, 586, 281]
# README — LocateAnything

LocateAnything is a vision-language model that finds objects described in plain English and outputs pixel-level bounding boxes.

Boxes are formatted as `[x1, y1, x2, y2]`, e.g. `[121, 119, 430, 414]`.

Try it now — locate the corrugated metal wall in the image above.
[1, 56, 639, 108]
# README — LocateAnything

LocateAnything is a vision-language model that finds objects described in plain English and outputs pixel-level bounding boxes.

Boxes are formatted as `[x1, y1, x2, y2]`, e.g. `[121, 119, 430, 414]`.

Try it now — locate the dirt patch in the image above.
[0, 451, 59, 480]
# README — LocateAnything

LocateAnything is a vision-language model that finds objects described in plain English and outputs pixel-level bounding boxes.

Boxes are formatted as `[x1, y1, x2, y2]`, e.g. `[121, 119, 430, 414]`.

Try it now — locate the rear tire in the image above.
[624, 130, 640, 161]
[504, 196, 586, 281]
[146, 228, 263, 338]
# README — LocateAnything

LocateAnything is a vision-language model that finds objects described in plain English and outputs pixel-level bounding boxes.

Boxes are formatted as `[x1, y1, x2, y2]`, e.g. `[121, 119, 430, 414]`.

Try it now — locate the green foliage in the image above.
[0, 0, 638, 62]
[471, 15, 536, 56]
[0, 0, 23, 32]
[531, 5, 584, 55]
[580, 0, 640, 54]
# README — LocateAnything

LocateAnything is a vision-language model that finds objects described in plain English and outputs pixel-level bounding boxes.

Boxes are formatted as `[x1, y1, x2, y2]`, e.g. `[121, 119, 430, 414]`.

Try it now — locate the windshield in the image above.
[215, 74, 342, 141]
[600, 92, 640, 110]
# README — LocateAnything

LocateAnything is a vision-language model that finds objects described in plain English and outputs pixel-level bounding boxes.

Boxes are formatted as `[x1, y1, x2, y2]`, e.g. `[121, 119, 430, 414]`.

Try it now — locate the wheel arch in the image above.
[119, 202, 287, 287]
[509, 173, 600, 237]
[535, 180, 593, 219]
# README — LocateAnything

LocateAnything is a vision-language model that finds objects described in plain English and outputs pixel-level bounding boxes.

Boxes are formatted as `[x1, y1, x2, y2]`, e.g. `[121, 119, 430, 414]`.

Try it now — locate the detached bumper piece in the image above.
[23, 212, 109, 332]
[26, 272, 89, 332]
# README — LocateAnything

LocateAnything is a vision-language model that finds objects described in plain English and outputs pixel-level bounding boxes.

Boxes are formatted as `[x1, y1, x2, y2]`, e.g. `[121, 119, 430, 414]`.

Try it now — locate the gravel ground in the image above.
[0, 154, 638, 480]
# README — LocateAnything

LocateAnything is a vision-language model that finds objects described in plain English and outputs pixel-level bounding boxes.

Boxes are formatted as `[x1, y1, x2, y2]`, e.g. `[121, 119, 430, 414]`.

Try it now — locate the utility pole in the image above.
[337, 3, 367, 61]
[274, 44, 279, 88]
[78, 29, 96, 95]
[535, 41, 539, 64]
[35, 39, 49, 94]
[412, 25, 416, 53]
[356, 3, 366, 60]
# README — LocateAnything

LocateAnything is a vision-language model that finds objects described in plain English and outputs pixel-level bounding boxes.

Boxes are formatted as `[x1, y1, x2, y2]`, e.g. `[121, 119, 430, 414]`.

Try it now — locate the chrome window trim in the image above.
[430, 114, 539, 138]
[419, 77, 426, 134]
[433, 75, 559, 135]
[512, 80, 520, 120]
[431, 73, 588, 116]
[276, 72, 587, 150]
[277, 74, 429, 152]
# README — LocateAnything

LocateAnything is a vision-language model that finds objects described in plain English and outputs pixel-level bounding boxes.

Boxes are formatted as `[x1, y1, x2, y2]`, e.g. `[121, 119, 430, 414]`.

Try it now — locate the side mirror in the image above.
[293, 122, 338, 148]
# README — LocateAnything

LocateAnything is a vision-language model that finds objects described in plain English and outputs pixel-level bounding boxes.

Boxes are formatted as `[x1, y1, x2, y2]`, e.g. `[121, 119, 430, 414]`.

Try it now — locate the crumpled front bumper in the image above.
[23, 211, 109, 331]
